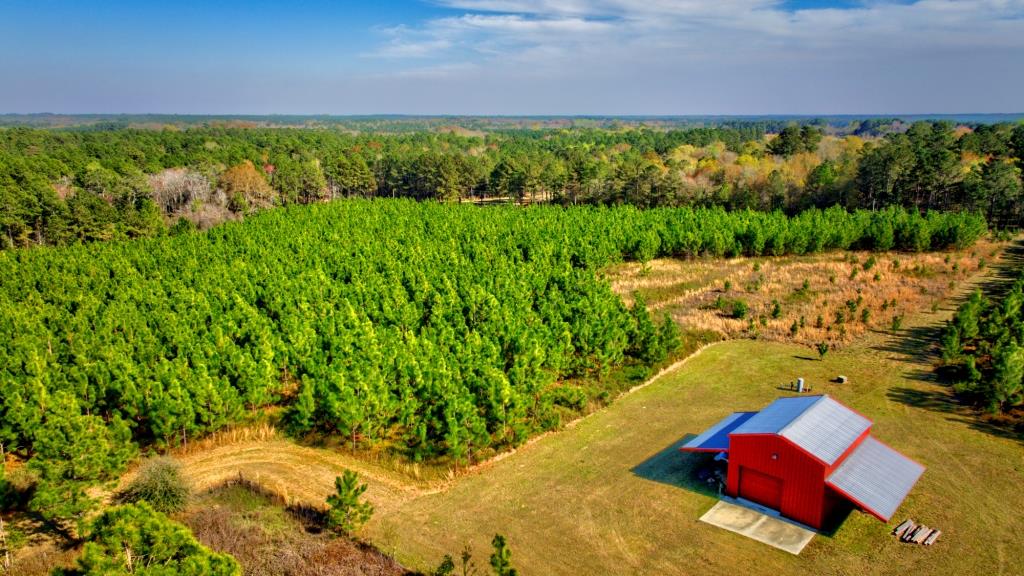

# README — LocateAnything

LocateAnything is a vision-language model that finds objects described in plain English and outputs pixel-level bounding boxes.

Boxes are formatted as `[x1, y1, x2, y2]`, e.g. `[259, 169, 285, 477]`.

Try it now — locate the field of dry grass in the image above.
[181, 483, 409, 576]
[609, 240, 1004, 347]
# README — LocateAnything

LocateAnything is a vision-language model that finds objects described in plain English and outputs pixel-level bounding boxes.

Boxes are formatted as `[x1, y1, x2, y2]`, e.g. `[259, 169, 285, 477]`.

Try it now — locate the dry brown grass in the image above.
[609, 240, 1004, 348]
[181, 483, 410, 576]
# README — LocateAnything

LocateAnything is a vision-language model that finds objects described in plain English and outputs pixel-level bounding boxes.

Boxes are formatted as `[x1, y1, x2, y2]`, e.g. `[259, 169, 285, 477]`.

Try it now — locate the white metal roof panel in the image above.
[781, 396, 872, 465]
[827, 436, 925, 521]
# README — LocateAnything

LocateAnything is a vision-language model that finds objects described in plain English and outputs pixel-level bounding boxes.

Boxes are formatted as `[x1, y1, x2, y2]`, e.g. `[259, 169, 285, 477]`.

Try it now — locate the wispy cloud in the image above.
[350, 0, 1024, 113]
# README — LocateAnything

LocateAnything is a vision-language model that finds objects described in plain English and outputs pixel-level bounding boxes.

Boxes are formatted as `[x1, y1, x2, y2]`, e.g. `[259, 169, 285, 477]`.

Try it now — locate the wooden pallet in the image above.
[892, 519, 940, 546]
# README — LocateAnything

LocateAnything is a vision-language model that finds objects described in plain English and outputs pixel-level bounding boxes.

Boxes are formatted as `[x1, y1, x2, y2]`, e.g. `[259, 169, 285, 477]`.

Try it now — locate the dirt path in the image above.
[174, 341, 724, 515]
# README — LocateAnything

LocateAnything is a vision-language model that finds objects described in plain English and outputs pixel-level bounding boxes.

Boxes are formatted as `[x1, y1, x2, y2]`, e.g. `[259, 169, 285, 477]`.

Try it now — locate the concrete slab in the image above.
[699, 500, 816, 555]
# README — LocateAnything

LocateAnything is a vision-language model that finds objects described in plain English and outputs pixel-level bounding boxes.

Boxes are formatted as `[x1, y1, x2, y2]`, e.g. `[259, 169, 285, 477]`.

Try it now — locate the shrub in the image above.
[891, 315, 904, 331]
[490, 534, 517, 576]
[116, 457, 190, 514]
[731, 299, 749, 319]
[770, 300, 782, 319]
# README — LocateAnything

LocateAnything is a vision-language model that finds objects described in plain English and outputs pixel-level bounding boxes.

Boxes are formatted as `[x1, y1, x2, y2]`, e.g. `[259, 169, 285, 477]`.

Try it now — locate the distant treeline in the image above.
[0, 202, 984, 529]
[0, 121, 1020, 249]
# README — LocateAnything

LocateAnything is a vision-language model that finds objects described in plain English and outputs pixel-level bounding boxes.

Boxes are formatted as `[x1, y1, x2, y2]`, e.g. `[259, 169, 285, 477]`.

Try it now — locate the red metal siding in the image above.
[738, 467, 783, 510]
[726, 434, 828, 528]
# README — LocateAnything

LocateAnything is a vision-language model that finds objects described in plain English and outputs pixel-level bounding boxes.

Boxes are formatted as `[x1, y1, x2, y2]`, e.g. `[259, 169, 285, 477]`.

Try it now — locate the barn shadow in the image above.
[630, 434, 720, 498]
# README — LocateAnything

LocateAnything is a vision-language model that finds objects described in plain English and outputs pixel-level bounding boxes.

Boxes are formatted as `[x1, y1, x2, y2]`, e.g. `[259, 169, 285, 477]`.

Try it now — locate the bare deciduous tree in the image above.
[149, 168, 212, 214]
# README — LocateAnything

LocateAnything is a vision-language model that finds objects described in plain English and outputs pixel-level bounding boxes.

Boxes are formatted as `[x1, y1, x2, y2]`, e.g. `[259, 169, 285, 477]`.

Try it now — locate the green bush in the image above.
[326, 470, 374, 536]
[116, 457, 190, 514]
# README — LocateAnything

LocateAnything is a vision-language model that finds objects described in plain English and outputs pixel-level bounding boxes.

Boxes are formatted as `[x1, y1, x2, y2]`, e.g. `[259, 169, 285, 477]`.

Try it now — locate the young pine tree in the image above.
[326, 470, 374, 536]
[489, 534, 517, 576]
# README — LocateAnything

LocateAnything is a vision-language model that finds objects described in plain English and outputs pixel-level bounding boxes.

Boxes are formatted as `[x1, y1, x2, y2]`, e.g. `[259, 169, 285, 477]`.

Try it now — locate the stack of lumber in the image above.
[892, 519, 941, 546]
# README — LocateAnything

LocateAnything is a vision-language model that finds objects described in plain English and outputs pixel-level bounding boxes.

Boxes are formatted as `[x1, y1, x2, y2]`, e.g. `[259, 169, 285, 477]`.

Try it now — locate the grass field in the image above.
[365, 325, 1023, 575]
[160, 245, 1024, 575]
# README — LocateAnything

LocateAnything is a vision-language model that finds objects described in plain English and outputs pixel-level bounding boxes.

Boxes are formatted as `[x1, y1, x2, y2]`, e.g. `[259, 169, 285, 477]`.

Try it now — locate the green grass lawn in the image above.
[366, 304, 1024, 575]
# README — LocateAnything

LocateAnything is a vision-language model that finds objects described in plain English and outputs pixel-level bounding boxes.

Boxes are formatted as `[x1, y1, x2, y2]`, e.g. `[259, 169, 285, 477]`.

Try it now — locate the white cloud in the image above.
[348, 0, 1021, 113]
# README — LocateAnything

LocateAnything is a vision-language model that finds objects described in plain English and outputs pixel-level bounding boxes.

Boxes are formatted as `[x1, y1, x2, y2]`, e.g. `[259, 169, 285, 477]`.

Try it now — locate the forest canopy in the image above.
[0, 120, 1020, 249]
[0, 200, 985, 527]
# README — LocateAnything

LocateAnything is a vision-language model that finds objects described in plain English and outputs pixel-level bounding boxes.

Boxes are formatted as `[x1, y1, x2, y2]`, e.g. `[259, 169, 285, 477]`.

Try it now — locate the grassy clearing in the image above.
[609, 240, 1004, 347]
[158, 245, 1023, 576]
[365, 316, 1023, 575]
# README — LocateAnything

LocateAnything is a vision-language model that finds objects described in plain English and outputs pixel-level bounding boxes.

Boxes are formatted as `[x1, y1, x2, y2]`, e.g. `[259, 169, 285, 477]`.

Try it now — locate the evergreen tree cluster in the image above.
[941, 274, 1024, 413]
[0, 201, 985, 526]
[55, 502, 240, 576]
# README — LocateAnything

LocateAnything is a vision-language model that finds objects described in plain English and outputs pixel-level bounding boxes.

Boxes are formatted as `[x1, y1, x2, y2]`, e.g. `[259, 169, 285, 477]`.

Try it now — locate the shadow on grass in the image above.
[872, 240, 1024, 370]
[883, 239, 1024, 445]
[888, 386, 1024, 446]
[630, 434, 720, 498]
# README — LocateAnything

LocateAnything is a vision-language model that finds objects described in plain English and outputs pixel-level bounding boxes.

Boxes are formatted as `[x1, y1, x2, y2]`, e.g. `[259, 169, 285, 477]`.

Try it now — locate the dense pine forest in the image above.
[0, 200, 985, 531]
[1, 120, 1021, 249]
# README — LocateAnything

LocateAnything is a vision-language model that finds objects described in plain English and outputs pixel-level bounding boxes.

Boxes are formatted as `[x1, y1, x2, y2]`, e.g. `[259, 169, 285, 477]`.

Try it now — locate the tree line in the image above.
[940, 263, 1024, 414]
[0, 201, 985, 530]
[0, 121, 1020, 249]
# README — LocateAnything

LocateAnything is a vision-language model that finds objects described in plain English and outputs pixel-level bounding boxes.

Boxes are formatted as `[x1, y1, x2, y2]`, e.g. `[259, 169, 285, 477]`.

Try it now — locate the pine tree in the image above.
[56, 502, 239, 576]
[325, 470, 374, 536]
[489, 534, 517, 576]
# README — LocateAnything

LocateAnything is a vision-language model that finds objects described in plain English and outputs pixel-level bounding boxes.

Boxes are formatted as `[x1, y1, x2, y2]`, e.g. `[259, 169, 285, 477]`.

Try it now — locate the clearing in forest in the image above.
[608, 240, 1003, 346]
[363, 302, 1022, 575]
[168, 245, 1022, 575]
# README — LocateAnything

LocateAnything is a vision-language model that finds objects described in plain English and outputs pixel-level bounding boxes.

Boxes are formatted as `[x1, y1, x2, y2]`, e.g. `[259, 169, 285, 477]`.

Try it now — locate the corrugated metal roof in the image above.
[781, 396, 871, 465]
[827, 436, 925, 521]
[681, 412, 757, 452]
[732, 395, 871, 465]
[732, 395, 823, 435]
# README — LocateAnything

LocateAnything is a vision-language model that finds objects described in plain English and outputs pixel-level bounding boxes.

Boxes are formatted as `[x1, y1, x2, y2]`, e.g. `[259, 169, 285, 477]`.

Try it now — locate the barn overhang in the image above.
[680, 411, 757, 453]
[826, 436, 925, 522]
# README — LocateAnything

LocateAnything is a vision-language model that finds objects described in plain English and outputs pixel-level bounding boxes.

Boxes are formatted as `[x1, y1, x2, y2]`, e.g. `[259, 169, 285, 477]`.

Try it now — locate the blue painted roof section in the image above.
[681, 412, 757, 452]
[732, 395, 872, 465]
[827, 436, 925, 521]
[732, 395, 823, 434]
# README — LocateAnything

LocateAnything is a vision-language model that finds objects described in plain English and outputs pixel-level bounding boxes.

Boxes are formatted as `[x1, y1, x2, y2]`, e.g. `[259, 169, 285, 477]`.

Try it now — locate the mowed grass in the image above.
[365, 309, 1023, 575]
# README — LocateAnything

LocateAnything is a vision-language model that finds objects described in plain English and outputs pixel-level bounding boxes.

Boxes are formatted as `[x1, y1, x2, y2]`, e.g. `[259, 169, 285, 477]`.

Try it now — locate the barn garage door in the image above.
[739, 467, 783, 511]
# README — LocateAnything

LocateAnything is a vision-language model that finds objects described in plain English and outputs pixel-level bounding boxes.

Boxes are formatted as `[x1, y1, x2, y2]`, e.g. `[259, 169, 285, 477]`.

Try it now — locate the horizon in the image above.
[2, 1, 1023, 115]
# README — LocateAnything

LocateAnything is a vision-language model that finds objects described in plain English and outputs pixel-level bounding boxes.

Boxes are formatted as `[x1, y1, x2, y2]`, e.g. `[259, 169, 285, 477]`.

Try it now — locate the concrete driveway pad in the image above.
[699, 500, 816, 555]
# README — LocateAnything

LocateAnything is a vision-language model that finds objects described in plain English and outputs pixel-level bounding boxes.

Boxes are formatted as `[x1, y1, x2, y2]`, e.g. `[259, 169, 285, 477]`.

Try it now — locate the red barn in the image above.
[681, 395, 924, 530]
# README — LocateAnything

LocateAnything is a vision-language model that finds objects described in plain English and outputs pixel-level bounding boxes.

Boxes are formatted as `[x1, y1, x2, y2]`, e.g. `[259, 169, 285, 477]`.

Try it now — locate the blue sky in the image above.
[1, 0, 1022, 114]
